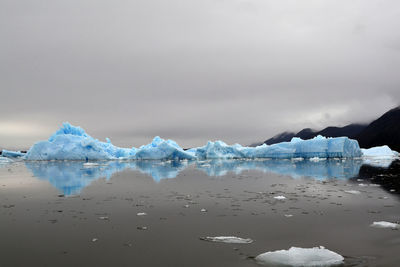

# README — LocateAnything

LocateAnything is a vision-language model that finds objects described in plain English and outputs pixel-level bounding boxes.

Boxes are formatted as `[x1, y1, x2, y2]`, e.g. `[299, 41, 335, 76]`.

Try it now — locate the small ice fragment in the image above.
[92, 238, 98, 242]
[200, 236, 253, 244]
[370, 221, 400, 229]
[370, 184, 380, 187]
[255, 246, 344, 266]
[284, 214, 293, 217]
[358, 184, 368, 187]
[137, 212, 147, 216]
[390, 189, 396, 192]
[137, 226, 148, 230]
[344, 190, 361, 195]
[184, 205, 190, 208]
[357, 179, 363, 182]
[83, 162, 100, 167]
[201, 208, 207, 212]
[274, 195, 286, 200]
[98, 216, 109, 220]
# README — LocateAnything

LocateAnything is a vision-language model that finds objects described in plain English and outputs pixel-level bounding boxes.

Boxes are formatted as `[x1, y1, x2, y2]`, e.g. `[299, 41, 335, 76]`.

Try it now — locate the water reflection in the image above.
[23, 159, 371, 196]
[196, 159, 362, 180]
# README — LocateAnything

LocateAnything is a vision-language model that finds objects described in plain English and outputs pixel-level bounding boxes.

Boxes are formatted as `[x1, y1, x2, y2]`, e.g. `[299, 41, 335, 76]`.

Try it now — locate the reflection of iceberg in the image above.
[24, 160, 191, 195]
[196, 159, 363, 180]
[25, 161, 129, 195]
[132, 160, 190, 182]
[24, 158, 369, 196]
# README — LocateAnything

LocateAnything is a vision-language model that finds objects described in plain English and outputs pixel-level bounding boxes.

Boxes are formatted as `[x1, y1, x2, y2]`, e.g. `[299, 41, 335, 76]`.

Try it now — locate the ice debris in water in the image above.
[344, 190, 361, 195]
[255, 246, 344, 267]
[200, 236, 253, 244]
[137, 212, 147, 216]
[19, 122, 365, 160]
[370, 221, 400, 229]
[274, 195, 286, 200]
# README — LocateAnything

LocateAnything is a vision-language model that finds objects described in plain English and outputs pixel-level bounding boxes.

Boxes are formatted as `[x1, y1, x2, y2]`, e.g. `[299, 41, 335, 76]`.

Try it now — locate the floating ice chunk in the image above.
[370, 221, 400, 229]
[0, 156, 13, 165]
[344, 190, 361, 195]
[137, 212, 147, 216]
[274, 195, 286, 200]
[1, 149, 25, 158]
[284, 214, 293, 217]
[361, 146, 399, 168]
[83, 162, 102, 167]
[362, 146, 398, 158]
[309, 157, 326, 162]
[200, 236, 253, 244]
[255, 246, 344, 266]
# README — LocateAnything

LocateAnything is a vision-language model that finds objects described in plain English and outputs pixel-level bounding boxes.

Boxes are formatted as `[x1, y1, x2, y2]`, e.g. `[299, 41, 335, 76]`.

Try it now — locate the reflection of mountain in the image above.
[196, 159, 363, 180]
[352, 160, 400, 195]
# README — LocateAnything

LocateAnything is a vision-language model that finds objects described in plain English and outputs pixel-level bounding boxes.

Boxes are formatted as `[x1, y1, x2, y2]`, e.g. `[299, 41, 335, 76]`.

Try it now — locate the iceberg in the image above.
[25, 123, 134, 160]
[24, 123, 194, 161]
[255, 246, 344, 266]
[361, 145, 399, 168]
[134, 136, 195, 160]
[3, 122, 366, 161]
[1, 149, 26, 158]
[194, 136, 361, 159]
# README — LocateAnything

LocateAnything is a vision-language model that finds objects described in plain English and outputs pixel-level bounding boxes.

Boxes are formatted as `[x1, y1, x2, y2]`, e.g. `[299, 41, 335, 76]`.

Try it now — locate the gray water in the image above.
[0, 159, 399, 267]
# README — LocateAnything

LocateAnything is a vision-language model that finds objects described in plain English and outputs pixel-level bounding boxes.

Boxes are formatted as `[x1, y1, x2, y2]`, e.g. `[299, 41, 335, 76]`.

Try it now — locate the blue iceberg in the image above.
[194, 136, 362, 159]
[1, 149, 26, 158]
[22, 122, 362, 161]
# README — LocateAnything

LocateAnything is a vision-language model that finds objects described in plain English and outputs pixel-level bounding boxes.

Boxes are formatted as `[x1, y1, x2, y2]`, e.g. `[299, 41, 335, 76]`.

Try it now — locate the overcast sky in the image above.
[1, 0, 399, 149]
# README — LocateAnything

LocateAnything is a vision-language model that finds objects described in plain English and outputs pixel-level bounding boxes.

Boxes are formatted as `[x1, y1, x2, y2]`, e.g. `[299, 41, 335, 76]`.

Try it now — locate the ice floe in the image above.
[255, 246, 344, 266]
[370, 221, 400, 229]
[200, 236, 253, 244]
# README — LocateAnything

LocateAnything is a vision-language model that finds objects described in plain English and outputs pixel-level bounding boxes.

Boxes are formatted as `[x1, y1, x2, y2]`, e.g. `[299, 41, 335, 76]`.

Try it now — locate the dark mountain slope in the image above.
[356, 106, 400, 151]
[264, 124, 366, 145]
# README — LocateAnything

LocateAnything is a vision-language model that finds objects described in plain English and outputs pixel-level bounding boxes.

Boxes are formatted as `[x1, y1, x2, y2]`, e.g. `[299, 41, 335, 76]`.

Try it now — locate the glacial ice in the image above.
[1, 149, 25, 158]
[21, 123, 364, 161]
[361, 145, 399, 168]
[255, 246, 344, 266]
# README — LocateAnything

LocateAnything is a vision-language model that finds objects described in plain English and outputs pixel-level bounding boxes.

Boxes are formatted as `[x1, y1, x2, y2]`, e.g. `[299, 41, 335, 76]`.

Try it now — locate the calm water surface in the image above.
[0, 159, 399, 267]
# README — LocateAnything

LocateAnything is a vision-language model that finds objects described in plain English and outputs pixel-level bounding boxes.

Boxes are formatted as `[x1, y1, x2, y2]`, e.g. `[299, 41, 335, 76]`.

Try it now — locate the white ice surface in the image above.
[255, 246, 344, 267]
[370, 221, 400, 229]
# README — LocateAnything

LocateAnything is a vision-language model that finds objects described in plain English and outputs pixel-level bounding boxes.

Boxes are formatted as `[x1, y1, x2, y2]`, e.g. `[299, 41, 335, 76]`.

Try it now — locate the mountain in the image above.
[356, 106, 400, 151]
[264, 124, 366, 145]
[263, 105, 400, 151]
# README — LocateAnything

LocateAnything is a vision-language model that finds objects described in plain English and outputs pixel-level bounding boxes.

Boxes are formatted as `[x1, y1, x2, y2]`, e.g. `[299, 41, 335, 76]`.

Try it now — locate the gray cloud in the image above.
[1, 0, 399, 149]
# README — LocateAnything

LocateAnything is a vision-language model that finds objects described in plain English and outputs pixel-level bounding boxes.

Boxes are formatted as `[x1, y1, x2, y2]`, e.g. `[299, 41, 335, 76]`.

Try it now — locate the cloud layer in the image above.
[1, 0, 399, 149]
